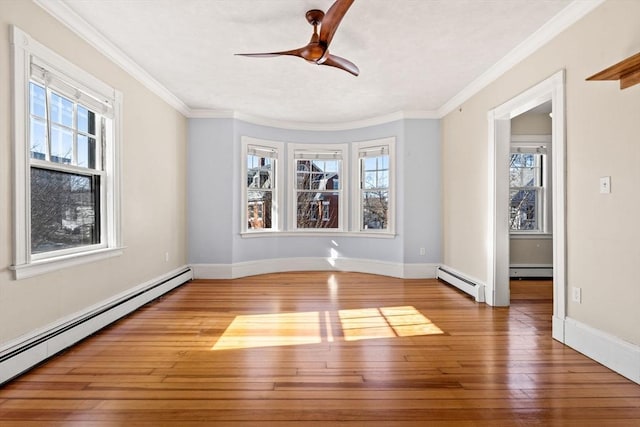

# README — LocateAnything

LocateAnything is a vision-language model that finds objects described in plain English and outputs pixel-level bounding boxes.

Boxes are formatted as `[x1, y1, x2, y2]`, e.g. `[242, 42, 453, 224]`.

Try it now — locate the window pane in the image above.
[311, 172, 324, 189]
[247, 191, 272, 229]
[363, 157, 377, 171]
[363, 171, 377, 189]
[377, 170, 389, 188]
[509, 188, 538, 231]
[297, 192, 339, 229]
[50, 92, 74, 127]
[247, 162, 272, 190]
[30, 83, 46, 118]
[77, 106, 96, 135]
[510, 153, 541, 186]
[31, 167, 100, 254]
[50, 124, 73, 164]
[362, 191, 388, 230]
[30, 118, 47, 160]
[322, 160, 338, 173]
[380, 156, 389, 170]
[77, 135, 96, 169]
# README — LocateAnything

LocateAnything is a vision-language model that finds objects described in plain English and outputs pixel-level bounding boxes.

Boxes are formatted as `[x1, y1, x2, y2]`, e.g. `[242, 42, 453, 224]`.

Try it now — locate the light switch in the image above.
[599, 176, 611, 194]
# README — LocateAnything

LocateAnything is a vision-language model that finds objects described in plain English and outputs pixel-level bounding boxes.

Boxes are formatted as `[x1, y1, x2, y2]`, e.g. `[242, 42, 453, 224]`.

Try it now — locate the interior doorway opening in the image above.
[487, 70, 566, 343]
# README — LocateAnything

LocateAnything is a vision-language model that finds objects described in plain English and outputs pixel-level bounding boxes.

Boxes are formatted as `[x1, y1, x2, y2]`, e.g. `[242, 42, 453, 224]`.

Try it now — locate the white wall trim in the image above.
[0, 266, 193, 385]
[191, 259, 438, 280]
[563, 317, 640, 385]
[437, 0, 605, 117]
[436, 265, 486, 303]
[487, 70, 566, 320]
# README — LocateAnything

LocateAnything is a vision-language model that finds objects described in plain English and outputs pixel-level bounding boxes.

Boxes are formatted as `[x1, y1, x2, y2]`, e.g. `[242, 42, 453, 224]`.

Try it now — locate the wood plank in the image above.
[1, 273, 639, 425]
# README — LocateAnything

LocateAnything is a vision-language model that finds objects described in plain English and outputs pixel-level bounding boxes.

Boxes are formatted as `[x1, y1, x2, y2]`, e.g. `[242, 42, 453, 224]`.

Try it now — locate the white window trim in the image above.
[288, 143, 347, 233]
[509, 134, 552, 235]
[351, 137, 396, 236]
[240, 137, 284, 235]
[10, 26, 123, 279]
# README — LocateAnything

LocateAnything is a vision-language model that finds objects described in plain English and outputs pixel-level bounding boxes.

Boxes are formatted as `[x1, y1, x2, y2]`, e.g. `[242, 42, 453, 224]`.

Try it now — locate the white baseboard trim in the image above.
[0, 266, 193, 385]
[436, 265, 486, 303]
[191, 258, 438, 280]
[563, 317, 640, 385]
[510, 264, 553, 278]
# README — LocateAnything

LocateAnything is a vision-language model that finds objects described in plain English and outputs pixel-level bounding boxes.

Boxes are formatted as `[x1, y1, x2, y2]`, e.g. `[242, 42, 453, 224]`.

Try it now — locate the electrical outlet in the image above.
[572, 287, 582, 303]
[419, 247, 426, 256]
[165, 252, 169, 262]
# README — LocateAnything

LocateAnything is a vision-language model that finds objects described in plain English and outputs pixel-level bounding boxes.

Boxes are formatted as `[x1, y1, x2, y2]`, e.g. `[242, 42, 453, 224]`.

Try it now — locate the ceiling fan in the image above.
[236, 0, 359, 76]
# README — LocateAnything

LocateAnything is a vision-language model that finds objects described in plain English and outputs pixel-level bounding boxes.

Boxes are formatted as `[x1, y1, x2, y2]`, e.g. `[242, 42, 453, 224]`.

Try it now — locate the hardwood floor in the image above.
[1, 272, 639, 426]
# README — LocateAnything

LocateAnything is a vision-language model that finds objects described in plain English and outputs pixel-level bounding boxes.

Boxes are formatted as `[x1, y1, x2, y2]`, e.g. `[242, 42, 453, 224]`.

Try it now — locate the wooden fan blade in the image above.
[320, 53, 359, 76]
[319, 0, 355, 47]
[235, 47, 305, 58]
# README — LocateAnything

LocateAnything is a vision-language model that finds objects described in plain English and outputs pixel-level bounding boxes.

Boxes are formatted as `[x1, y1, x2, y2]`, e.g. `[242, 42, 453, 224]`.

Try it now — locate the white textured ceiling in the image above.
[54, 0, 576, 124]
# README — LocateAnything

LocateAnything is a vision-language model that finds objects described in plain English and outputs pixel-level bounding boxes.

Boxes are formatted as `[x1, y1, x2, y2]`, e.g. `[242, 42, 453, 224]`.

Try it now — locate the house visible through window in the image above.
[293, 147, 343, 230]
[242, 139, 283, 233]
[246, 145, 276, 230]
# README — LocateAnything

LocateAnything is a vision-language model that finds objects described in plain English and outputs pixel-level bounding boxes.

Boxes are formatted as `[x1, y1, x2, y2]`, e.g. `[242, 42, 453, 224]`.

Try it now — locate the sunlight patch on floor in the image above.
[212, 306, 443, 350]
[340, 306, 444, 341]
[212, 311, 322, 350]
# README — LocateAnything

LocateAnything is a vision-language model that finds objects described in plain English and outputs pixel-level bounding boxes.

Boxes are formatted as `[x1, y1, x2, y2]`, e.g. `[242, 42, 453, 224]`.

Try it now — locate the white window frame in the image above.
[241, 137, 284, 234]
[509, 135, 552, 236]
[10, 26, 123, 279]
[288, 143, 347, 233]
[351, 137, 396, 236]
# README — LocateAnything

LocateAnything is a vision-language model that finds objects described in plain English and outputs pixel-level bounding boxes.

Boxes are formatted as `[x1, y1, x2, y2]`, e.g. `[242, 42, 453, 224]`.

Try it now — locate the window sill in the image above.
[509, 233, 553, 240]
[11, 246, 125, 280]
[241, 231, 396, 239]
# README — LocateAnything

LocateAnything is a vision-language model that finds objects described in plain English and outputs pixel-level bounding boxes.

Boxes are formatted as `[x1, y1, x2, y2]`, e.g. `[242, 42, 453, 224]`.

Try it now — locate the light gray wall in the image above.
[187, 119, 234, 264]
[187, 118, 441, 267]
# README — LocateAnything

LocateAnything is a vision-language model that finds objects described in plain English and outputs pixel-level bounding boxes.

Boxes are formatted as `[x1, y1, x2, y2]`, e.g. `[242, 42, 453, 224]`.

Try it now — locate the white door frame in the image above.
[487, 70, 567, 342]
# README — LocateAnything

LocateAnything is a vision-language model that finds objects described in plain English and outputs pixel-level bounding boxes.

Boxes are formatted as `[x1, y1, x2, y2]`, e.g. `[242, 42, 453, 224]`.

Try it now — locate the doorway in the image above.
[487, 70, 566, 343]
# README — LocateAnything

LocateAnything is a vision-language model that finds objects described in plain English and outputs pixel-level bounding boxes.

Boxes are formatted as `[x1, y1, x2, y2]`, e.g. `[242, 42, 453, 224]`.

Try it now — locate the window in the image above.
[291, 145, 345, 231]
[353, 138, 395, 234]
[509, 137, 550, 233]
[240, 138, 395, 237]
[11, 26, 122, 279]
[242, 138, 283, 233]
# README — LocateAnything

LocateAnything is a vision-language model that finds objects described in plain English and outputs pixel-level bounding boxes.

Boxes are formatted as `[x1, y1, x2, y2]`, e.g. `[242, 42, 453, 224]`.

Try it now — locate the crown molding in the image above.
[33, 0, 191, 117]
[437, 0, 606, 118]
[235, 110, 439, 131]
[188, 109, 235, 119]
[188, 109, 438, 130]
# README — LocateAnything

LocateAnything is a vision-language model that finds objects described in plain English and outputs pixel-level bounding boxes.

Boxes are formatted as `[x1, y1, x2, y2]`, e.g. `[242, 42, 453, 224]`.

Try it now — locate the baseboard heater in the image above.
[510, 264, 553, 278]
[436, 266, 485, 303]
[0, 267, 193, 385]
